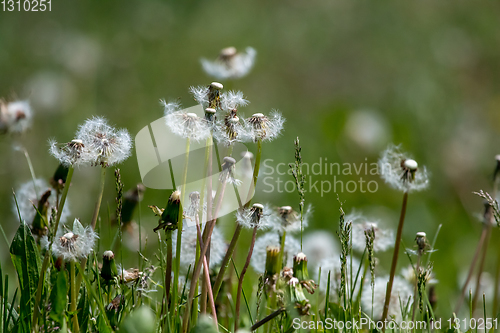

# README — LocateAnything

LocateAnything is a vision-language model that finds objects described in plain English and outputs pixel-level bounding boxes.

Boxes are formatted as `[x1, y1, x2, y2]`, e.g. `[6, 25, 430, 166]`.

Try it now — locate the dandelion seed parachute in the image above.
[236, 203, 274, 230]
[269, 204, 312, 234]
[243, 111, 285, 142]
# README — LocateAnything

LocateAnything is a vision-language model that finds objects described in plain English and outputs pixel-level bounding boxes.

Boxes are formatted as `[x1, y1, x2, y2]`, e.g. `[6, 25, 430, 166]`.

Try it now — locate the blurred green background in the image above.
[1, 0, 500, 319]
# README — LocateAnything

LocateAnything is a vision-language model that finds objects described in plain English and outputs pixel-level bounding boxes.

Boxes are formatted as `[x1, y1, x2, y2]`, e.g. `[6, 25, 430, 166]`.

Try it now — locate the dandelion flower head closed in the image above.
[250, 233, 301, 274]
[201, 46, 256, 80]
[13, 178, 71, 225]
[76, 116, 132, 167]
[361, 276, 412, 322]
[0, 99, 32, 134]
[51, 218, 98, 262]
[163, 100, 211, 142]
[243, 111, 284, 142]
[378, 144, 429, 192]
[172, 225, 226, 272]
[348, 212, 394, 252]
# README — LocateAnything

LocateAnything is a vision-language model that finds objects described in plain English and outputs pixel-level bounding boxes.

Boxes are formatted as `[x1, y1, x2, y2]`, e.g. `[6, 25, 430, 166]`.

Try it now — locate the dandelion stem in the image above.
[234, 225, 258, 332]
[70, 260, 80, 333]
[381, 191, 408, 328]
[32, 167, 74, 333]
[212, 139, 263, 301]
[455, 225, 489, 315]
[472, 223, 492, 312]
[172, 138, 191, 316]
[182, 178, 228, 333]
[493, 231, 500, 315]
[411, 251, 422, 326]
[165, 230, 173, 306]
[90, 167, 107, 230]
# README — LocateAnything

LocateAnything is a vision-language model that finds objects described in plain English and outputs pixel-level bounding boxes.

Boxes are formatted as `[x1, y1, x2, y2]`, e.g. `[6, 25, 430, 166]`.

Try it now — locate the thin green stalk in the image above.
[32, 167, 74, 332]
[472, 224, 492, 312]
[165, 231, 173, 305]
[234, 226, 258, 332]
[411, 252, 422, 326]
[381, 191, 408, 329]
[212, 140, 263, 300]
[279, 231, 287, 270]
[455, 225, 488, 315]
[19, 146, 39, 201]
[74, 167, 107, 307]
[172, 137, 190, 316]
[70, 261, 79, 333]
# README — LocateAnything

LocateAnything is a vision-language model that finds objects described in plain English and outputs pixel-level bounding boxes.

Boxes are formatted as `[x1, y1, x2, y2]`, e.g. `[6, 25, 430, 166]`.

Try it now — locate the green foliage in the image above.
[9, 223, 41, 331]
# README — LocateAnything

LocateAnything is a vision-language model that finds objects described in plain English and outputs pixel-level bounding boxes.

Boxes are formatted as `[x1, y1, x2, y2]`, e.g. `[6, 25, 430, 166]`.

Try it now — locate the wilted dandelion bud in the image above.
[264, 246, 281, 284]
[378, 144, 429, 192]
[219, 156, 241, 185]
[52, 219, 98, 262]
[415, 232, 428, 252]
[101, 250, 119, 282]
[50, 164, 70, 192]
[244, 111, 284, 142]
[154, 190, 182, 232]
[201, 46, 256, 80]
[286, 276, 311, 316]
[76, 117, 132, 167]
[14, 178, 71, 229]
[204, 107, 216, 123]
[31, 190, 52, 237]
[0, 99, 32, 134]
[293, 253, 317, 294]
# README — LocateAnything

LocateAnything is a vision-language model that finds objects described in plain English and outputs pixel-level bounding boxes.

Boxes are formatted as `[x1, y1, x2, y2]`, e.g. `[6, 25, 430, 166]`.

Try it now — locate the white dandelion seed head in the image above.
[189, 86, 210, 109]
[243, 110, 284, 142]
[160, 100, 182, 114]
[220, 91, 249, 112]
[302, 231, 339, 269]
[378, 144, 429, 192]
[316, 256, 361, 298]
[76, 116, 132, 167]
[236, 203, 274, 230]
[361, 276, 412, 322]
[0, 100, 32, 134]
[13, 178, 71, 225]
[51, 218, 98, 262]
[164, 107, 211, 142]
[269, 204, 311, 234]
[250, 233, 301, 274]
[48, 138, 92, 167]
[172, 226, 226, 273]
[347, 212, 394, 253]
[212, 113, 249, 146]
[218, 156, 242, 185]
[201, 47, 256, 80]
